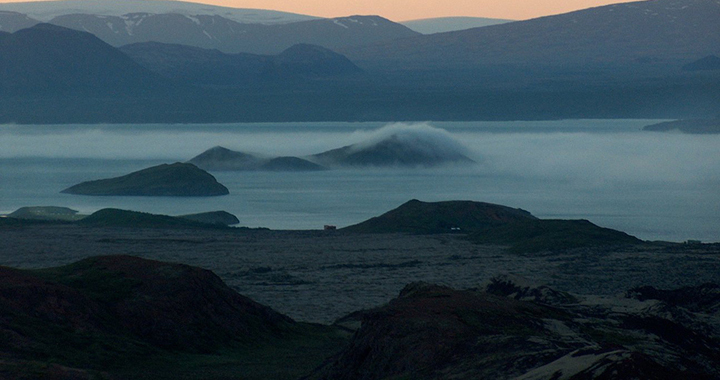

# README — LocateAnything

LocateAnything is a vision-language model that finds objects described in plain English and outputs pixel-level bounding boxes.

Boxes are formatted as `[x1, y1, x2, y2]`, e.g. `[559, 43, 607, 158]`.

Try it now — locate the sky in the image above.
[0, 0, 641, 21]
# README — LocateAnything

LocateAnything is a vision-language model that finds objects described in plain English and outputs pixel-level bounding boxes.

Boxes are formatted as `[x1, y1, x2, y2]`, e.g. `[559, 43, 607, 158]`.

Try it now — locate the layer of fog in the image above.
[2, 121, 717, 187]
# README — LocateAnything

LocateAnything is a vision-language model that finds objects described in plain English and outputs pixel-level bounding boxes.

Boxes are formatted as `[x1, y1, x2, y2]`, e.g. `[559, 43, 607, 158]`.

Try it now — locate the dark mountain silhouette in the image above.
[120, 42, 363, 87]
[0, 23, 170, 96]
[61, 162, 229, 196]
[48, 13, 419, 54]
[343, 0, 720, 71]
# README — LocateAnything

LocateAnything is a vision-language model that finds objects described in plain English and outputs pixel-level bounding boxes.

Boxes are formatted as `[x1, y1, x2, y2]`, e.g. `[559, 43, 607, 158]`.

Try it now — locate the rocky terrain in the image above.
[311, 279, 720, 379]
[1, 200, 719, 379]
[61, 162, 229, 196]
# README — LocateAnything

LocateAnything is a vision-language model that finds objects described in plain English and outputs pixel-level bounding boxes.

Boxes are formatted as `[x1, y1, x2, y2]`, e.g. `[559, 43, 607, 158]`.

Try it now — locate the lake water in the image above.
[1, 120, 718, 242]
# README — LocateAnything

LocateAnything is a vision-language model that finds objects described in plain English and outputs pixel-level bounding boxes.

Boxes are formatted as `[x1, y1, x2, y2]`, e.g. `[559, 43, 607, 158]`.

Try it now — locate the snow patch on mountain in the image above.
[0, 0, 318, 24]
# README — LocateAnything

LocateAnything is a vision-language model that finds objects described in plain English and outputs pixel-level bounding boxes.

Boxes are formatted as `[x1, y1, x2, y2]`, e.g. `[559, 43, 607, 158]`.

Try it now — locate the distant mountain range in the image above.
[0, 0, 718, 123]
[344, 0, 720, 70]
[120, 42, 364, 87]
[0, 0, 419, 55]
[400, 16, 513, 34]
[0, 0, 317, 24]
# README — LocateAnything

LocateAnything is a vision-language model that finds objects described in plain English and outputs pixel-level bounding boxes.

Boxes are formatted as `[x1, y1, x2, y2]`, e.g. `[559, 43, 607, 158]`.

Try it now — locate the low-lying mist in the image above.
[2, 122, 719, 186]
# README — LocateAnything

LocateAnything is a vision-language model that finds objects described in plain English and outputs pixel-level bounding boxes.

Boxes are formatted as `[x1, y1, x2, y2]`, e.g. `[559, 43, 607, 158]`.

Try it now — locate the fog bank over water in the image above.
[1, 120, 718, 242]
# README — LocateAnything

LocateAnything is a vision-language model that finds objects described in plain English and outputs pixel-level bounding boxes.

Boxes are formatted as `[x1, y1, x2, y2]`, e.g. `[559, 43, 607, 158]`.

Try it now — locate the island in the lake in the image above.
[643, 118, 720, 134]
[189, 124, 476, 171]
[61, 162, 229, 196]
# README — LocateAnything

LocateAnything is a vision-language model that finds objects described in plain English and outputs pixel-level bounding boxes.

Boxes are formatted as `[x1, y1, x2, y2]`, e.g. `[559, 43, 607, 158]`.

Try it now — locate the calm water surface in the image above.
[1, 120, 718, 242]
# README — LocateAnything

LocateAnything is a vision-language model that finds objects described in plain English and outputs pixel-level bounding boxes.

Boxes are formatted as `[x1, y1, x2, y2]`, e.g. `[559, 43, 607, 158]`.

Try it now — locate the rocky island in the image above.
[643, 118, 720, 134]
[61, 162, 229, 196]
[311, 128, 475, 168]
[188, 146, 326, 171]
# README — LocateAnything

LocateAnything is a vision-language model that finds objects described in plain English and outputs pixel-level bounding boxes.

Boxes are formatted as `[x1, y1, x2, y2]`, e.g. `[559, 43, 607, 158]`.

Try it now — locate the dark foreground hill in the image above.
[310, 280, 720, 380]
[0, 255, 347, 379]
[61, 162, 229, 196]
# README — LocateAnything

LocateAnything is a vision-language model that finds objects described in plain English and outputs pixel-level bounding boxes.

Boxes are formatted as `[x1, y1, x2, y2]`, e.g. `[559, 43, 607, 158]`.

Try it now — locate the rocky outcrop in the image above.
[312, 279, 720, 379]
[61, 162, 229, 196]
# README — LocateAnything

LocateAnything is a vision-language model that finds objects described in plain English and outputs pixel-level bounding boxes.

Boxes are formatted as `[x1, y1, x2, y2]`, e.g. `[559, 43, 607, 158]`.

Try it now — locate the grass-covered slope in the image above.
[61, 162, 229, 196]
[342, 199, 536, 234]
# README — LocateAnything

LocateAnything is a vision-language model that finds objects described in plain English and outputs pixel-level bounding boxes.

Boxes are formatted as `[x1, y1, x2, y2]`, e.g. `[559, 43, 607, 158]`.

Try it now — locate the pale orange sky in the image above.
[0, 0, 642, 21]
[191, 0, 641, 21]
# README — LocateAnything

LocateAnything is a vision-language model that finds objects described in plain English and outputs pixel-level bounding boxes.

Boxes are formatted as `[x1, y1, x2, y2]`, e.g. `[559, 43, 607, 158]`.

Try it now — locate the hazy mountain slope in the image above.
[0, 10, 39, 32]
[49, 13, 419, 54]
[0, 23, 170, 96]
[401, 16, 513, 34]
[345, 0, 720, 70]
[121, 42, 363, 86]
[0, 0, 317, 24]
[119, 42, 270, 86]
